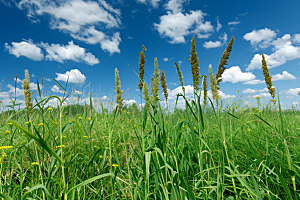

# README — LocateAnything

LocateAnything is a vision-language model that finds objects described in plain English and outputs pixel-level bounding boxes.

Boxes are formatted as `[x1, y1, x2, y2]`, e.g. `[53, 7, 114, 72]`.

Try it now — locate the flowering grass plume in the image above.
[186, 35, 200, 92]
[175, 62, 185, 96]
[160, 70, 168, 102]
[203, 75, 208, 106]
[209, 64, 220, 107]
[216, 36, 235, 86]
[138, 45, 147, 91]
[22, 69, 33, 112]
[143, 81, 151, 113]
[151, 58, 160, 110]
[261, 54, 276, 104]
[115, 68, 124, 113]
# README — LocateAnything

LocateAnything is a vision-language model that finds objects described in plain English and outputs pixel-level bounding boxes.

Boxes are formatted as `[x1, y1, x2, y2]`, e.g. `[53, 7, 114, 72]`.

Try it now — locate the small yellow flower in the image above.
[8, 123, 13, 125]
[134, 125, 136, 127]
[259, 111, 261, 112]
[88, 118, 91, 121]
[47, 107, 52, 110]
[256, 109, 258, 111]
[205, 133, 207, 134]
[32, 162, 39, 165]
[247, 129, 251, 132]
[79, 117, 83, 119]
[63, 136, 66, 138]
[54, 165, 57, 167]
[83, 136, 88, 138]
[5, 130, 11, 134]
[94, 146, 97, 147]
[61, 115, 63, 117]
[236, 105, 238, 108]
[57, 145, 66, 148]
[194, 127, 196, 129]
[221, 117, 223, 118]
[112, 164, 118, 167]
[210, 117, 213, 119]
[26, 120, 31, 124]
[38, 123, 44, 126]
[0, 146, 13, 150]
[99, 155, 103, 158]
[2, 152, 7, 157]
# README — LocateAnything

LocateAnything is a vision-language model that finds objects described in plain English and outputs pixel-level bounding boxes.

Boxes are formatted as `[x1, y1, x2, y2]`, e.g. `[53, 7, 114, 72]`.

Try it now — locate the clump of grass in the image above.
[115, 68, 124, 113]
[209, 64, 220, 108]
[261, 54, 276, 105]
[22, 69, 33, 113]
[175, 62, 185, 96]
[216, 36, 235, 86]
[160, 70, 168, 102]
[186, 35, 200, 92]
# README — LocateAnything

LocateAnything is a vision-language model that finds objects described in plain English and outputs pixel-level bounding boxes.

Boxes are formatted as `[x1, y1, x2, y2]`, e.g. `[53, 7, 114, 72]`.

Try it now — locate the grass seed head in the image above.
[209, 64, 220, 107]
[203, 75, 208, 106]
[261, 54, 276, 104]
[22, 69, 33, 112]
[160, 70, 168, 101]
[189, 35, 200, 92]
[175, 62, 185, 96]
[138, 45, 147, 91]
[115, 68, 124, 113]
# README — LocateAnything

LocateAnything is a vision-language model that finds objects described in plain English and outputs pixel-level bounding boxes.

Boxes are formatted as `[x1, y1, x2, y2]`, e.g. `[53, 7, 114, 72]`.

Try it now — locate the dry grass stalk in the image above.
[160, 70, 168, 102]
[22, 69, 33, 112]
[209, 64, 220, 107]
[175, 62, 185, 96]
[187, 35, 200, 92]
[138, 45, 147, 91]
[115, 68, 124, 113]
[152, 58, 160, 106]
[261, 54, 276, 105]
[216, 36, 235, 86]
[203, 75, 208, 106]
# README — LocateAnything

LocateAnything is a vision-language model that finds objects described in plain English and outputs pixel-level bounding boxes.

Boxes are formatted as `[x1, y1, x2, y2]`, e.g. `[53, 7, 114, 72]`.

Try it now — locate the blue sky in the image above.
[1, 0, 300, 112]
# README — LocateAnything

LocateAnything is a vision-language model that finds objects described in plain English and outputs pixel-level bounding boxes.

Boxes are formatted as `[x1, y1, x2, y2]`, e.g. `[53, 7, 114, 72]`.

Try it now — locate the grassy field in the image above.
[0, 35, 300, 199]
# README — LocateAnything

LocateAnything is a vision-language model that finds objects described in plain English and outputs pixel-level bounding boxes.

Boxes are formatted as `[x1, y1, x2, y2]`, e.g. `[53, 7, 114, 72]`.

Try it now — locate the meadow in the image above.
[0, 35, 300, 200]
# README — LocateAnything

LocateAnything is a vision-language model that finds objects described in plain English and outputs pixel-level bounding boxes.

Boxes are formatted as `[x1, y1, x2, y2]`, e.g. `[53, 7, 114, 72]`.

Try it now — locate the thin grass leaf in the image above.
[51, 76, 65, 91]
[21, 184, 54, 200]
[0, 193, 14, 200]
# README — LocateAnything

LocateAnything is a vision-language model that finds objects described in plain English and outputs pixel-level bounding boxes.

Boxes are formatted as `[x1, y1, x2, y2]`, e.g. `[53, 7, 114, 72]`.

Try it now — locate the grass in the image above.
[0, 39, 300, 199]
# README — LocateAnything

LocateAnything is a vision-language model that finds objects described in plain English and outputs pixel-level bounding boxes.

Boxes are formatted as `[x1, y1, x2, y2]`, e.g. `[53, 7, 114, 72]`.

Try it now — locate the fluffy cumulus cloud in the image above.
[6, 84, 23, 97]
[242, 88, 257, 93]
[124, 99, 137, 105]
[4, 39, 43, 61]
[221, 66, 255, 83]
[163, 57, 169, 61]
[41, 41, 99, 65]
[154, 10, 213, 44]
[242, 79, 265, 85]
[285, 88, 300, 96]
[55, 69, 86, 84]
[164, 0, 185, 14]
[272, 71, 296, 81]
[136, 0, 162, 8]
[245, 29, 300, 71]
[16, 0, 122, 55]
[51, 85, 64, 93]
[14, 78, 23, 84]
[203, 32, 227, 49]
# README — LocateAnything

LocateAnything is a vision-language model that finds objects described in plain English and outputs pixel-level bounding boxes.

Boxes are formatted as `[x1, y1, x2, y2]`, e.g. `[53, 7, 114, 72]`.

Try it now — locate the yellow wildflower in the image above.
[88, 118, 91, 121]
[112, 164, 118, 167]
[99, 155, 103, 158]
[6, 130, 11, 134]
[57, 145, 66, 148]
[38, 123, 44, 126]
[54, 165, 57, 167]
[63, 136, 66, 138]
[210, 117, 213, 119]
[47, 107, 52, 110]
[0, 146, 13, 150]
[8, 123, 13, 125]
[247, 129, 251, 132]
[79, 117, 83, 119]
[94, 146, 97, 147]
[32, 162, 39, 165]
[83, 136, 88, 138]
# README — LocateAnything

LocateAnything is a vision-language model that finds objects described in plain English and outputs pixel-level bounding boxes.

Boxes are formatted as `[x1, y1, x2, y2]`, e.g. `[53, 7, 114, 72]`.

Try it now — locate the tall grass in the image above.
[0, 35, 299, 200]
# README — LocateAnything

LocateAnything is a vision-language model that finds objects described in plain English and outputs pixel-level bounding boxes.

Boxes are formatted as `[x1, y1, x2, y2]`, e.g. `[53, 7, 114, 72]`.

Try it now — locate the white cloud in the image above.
[216, 16, 222, 32]
[228, 21, 240, 26]
[164, 0, 185, 14]
[243, 79, 265, 85]
[154, 10, 213, 44]
[242, 88, 257, 93]
[17, 0, 122, 55]
[4, 39, 43, 61]
[163, 57, 169, 61]
[291, 102, 299, 106]
[136, 0, 162, 8]
[128, 36, 133, 39]
[222, 66, 255, 83]
[285, 88, 300, 96]
[258, 88, 268, 93]
[257, 92, 271, 98]
[51, 85, 64, 93]
[292, 34, 300, 44]
[44, 78, 51, 81]
[0, 92, 9, 98]
[219, 32, 228, 44]
[29, 82, 43, 90]
[203, 41, 222, 49]
[243, 28, 277, 50]
[14, 78, 23, 84]
[246, 33, 300, 71]
[55, 69, 86, 84]
[6, 84, 23, 97]
[124, 99, 136, 105]
[272, 71, 296, 81]
[40, 40, 99, 65]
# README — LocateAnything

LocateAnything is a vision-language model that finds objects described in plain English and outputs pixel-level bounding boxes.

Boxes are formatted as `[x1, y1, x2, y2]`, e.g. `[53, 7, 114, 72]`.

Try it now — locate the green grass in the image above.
[0, 88, 299, 200]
